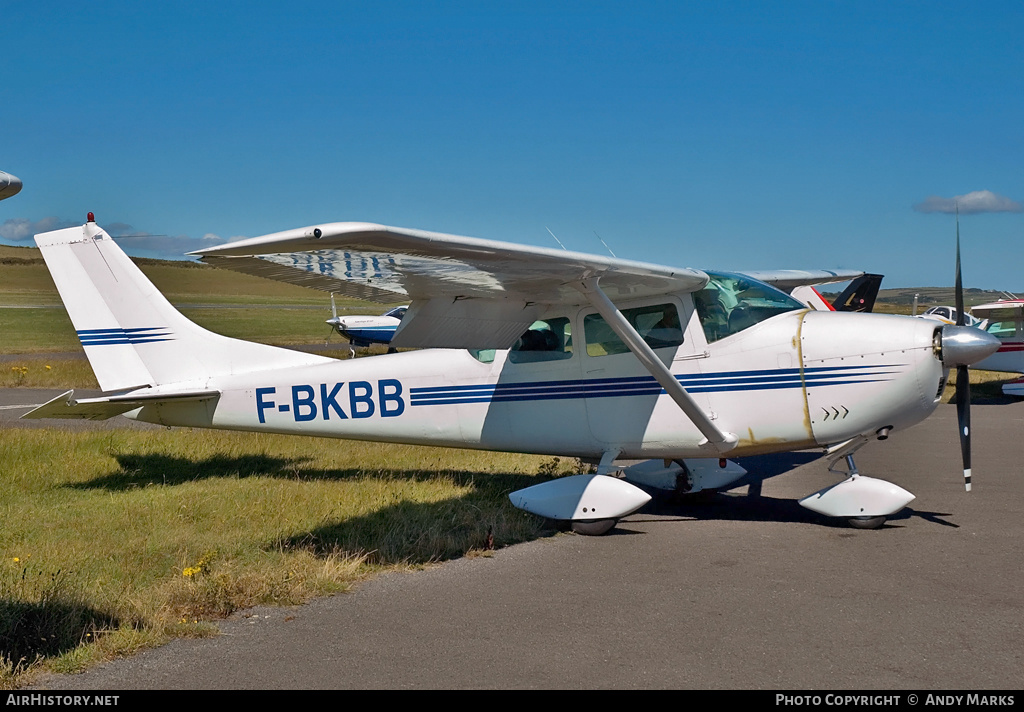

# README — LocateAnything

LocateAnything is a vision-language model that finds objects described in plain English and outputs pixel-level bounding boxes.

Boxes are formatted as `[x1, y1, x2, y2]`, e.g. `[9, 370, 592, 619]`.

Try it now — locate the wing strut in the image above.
[574, 277, 738, 454]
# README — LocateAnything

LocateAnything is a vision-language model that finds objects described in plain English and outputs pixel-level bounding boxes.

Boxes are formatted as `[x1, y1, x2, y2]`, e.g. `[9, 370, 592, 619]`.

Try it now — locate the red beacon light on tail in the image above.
[87, 212, 95, 223]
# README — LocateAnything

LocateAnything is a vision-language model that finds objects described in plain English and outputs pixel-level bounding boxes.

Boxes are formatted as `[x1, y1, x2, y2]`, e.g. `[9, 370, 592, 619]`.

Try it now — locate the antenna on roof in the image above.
[545, 226, 568, 251]
[594, 230, 617, 258]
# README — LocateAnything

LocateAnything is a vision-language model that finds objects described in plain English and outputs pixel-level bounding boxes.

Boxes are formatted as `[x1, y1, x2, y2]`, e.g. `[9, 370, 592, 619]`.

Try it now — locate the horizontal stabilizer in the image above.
[22, 389, 220, 421]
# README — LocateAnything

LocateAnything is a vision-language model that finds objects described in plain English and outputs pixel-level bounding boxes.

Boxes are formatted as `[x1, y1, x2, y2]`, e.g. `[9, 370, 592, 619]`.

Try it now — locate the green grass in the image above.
[0, 427, 579, 687]
[0, 304, 397, 355]
[0, 246, 399, 354]
[1, 360, 99, 389]
[0, 309, 82, 354]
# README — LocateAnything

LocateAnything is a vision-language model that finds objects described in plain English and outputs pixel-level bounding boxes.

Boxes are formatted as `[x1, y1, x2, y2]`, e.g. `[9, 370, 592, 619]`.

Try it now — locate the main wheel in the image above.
[848, 515, 886, 530]
[571, 518, 618, 536]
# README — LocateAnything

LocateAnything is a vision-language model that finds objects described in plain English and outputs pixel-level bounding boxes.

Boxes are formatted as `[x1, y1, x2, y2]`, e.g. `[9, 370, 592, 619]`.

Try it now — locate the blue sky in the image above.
[2, 1, 1022, 289]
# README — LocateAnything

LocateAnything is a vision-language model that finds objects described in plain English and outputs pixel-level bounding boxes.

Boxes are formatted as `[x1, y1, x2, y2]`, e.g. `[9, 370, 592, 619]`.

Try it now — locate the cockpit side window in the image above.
[984, 320, 1018, 340]
[508, 317, 574, 364]
[469, 348, 496, 363]
[693, 272, 804, 343]
[584, 303, 683, 357]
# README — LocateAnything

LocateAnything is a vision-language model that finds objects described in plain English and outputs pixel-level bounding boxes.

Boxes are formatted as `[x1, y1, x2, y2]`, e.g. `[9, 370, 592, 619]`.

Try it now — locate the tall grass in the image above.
[0, 427, 577, 687]
[1, 360, 98, 389]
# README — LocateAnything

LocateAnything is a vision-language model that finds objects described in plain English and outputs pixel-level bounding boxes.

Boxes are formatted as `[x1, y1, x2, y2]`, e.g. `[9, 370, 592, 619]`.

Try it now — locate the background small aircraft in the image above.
[787, 273, 884, 313]
[966, 299, 1024, 395]
[0, 170, 23, 201]
[917, 305, 982, 327]
[325, 294, 407, 357]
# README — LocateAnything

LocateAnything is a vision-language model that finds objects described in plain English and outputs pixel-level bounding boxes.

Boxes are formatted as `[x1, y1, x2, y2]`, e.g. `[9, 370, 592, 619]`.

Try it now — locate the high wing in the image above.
[192, 222, 709, 349]
[738, 269, 864, 291]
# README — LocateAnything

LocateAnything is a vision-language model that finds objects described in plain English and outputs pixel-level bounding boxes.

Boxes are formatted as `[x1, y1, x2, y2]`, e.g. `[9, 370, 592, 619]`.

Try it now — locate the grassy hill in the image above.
[820, 286, 1016, 316]
[0, 244, 396, 354]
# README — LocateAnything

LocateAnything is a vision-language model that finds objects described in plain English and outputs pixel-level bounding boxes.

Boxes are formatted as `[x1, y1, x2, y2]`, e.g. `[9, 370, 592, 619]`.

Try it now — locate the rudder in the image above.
[35, 219, 330, 392]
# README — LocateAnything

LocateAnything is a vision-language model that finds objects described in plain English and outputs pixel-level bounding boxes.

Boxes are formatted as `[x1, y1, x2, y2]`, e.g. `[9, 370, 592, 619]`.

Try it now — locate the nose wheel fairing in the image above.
[799, 475, 915, 520]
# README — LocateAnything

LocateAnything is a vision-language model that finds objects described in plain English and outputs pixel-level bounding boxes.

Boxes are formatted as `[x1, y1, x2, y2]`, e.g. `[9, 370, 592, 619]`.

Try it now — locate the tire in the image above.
[848, 515, 886, 530]
[571, 518, 618, 536]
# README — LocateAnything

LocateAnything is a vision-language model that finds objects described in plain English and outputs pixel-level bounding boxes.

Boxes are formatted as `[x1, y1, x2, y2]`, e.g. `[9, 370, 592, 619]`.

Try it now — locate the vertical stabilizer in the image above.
[34, 220, 331, 392]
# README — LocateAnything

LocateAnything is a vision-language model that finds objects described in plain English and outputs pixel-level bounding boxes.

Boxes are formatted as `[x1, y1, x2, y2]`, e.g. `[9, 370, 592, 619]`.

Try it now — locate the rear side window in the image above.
[985, 320, 1018, 340]
[584, 303, 683, 357]
[508, 317, 574, 364]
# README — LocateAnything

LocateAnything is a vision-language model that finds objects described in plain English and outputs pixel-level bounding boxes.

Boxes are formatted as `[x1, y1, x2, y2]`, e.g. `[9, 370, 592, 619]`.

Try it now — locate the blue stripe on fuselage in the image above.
[408, 364, 904, 406]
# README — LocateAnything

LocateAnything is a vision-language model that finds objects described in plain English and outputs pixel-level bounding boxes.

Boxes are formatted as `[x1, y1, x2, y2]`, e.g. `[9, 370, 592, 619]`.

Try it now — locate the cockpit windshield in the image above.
[693, 271, 804, 343]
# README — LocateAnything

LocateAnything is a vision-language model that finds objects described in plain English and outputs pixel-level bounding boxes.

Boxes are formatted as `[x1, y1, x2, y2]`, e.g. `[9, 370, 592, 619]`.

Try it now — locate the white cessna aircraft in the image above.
[25, 216, 999, 533]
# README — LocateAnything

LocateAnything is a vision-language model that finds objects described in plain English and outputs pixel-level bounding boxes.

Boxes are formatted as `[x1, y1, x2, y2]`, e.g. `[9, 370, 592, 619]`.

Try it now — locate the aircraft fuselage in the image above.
[126, 298, 945, 460]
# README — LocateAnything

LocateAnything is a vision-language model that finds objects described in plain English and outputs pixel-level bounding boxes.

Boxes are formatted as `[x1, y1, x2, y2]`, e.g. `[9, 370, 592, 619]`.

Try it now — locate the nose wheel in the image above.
[799, 440, 914, 529]
[847, 515, 887, 530]
[571, 518, 619, 536]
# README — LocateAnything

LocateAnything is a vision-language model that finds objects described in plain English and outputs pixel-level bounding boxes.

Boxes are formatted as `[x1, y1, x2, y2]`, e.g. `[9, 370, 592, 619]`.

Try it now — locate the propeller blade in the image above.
[331, 293, 338, 320]
[954, 208, 964, 327]
[953, 207, 971, 492]
[956, 364, 972, 491]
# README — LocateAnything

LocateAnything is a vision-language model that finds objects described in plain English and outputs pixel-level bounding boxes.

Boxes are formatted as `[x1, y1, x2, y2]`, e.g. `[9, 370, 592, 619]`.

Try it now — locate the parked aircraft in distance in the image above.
[325, 293, 407, 357]
[25, 216, 999, 533]
[912, 297, 1024, 397]
[788, 273, 884, 313]
[0, 171, 22, 201]
[918, 305, 982, 327]
[964, 299, 1024, 396]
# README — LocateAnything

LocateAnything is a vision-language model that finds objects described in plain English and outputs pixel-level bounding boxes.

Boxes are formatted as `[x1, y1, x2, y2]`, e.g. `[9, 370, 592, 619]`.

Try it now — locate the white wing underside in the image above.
[738, 269, 864, 290]
[192, 223, 709, 349]
[192, 223, 861, 349]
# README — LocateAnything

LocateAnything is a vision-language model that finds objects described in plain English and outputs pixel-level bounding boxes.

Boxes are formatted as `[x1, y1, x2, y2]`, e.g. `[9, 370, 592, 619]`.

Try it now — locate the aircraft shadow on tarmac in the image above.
[619, 450, 960, 531]
[630, 492, 959, 531]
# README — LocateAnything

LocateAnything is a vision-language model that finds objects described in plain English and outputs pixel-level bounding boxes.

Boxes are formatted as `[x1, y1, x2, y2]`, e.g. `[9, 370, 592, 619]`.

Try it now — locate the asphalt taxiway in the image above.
[8, 389, 1022, 690]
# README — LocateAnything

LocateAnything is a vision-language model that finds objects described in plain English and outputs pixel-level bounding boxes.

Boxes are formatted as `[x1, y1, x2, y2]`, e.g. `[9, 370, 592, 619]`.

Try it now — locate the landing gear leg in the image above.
[815, 450, 888, 528]
[671, 459, 693, 494]
[832, 450, 887, 530]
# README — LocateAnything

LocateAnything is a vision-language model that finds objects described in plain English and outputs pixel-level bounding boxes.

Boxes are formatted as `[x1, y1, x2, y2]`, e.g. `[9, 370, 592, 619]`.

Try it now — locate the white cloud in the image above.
[913, 190, 1023, 215]
[0, 217, 231, 259]
[0, 217, 78, 241]
[112, 231, 229, 258]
